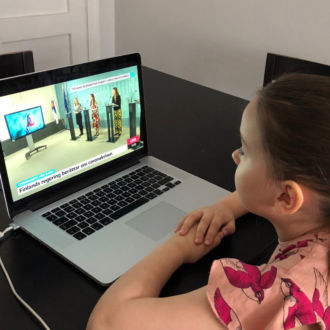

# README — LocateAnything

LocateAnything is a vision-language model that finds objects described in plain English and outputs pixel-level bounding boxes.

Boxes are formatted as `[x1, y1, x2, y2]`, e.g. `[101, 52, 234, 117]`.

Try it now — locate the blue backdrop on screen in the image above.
[54, 66, 141, 130]
[5, 106, 45, 141]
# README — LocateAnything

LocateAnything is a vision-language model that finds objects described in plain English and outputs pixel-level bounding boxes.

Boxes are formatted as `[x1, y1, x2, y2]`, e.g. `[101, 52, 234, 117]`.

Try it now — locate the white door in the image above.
[0, 0, 97, 71]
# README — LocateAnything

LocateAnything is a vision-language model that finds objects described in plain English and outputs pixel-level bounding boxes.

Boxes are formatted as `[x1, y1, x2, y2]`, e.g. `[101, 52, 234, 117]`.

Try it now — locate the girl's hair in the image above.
[90, 93, 96, 105]
[113, 87, 119, 97]
[256, 73, 330, 218]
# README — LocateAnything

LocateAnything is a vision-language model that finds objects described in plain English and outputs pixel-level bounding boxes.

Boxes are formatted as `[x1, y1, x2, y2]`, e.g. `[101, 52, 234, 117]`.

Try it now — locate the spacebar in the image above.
[110, 197, 149, 220]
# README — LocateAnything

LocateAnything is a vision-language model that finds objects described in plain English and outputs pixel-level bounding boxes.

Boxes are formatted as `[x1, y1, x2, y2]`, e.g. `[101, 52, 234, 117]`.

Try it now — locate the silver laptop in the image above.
[0, 53, 229, 285]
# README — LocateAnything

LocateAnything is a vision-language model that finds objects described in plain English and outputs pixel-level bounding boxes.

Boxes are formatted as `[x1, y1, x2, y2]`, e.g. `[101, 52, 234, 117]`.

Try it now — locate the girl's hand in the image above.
[175, 200, 236, 246]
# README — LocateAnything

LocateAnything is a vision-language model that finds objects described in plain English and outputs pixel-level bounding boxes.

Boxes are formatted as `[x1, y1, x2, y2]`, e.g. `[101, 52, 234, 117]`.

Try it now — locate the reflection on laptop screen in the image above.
[0, 65, 143, 202]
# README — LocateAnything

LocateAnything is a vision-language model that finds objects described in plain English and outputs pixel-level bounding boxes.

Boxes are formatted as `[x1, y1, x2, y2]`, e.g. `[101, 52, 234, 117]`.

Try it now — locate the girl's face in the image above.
[112, 89, 116, 96]
[232, 97, 278, 216]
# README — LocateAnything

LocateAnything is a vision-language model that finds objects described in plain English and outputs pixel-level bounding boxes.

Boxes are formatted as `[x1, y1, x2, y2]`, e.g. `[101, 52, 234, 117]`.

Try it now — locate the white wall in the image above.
[113, 0, 330, 99]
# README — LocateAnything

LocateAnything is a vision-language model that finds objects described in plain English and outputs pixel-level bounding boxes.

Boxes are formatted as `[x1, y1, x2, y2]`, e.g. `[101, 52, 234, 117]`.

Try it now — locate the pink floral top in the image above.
[207, 232, 330, 329]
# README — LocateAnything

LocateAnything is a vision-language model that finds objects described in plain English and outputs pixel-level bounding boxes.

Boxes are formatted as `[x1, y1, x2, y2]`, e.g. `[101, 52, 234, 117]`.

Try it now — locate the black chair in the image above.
[0, 51, 34, 79]
[263, 53, 330, 86]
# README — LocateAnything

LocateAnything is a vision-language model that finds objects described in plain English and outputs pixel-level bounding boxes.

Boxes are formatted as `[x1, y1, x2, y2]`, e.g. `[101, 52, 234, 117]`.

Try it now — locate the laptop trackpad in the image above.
[126, 202, 186, 241]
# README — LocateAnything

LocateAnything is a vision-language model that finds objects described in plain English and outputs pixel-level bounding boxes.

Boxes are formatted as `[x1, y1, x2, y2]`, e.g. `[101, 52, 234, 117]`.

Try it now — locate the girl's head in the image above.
[112, 87, 119, 97]
[233, 73, 330, 225]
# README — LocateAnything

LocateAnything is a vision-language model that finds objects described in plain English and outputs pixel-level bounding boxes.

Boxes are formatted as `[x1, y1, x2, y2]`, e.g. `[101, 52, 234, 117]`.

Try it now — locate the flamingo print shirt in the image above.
[207, 232, 330, 329]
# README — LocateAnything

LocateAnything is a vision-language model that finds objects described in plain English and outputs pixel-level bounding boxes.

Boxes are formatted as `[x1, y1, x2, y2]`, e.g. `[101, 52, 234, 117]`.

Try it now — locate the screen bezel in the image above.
[4, 105, 45, 141]
[0, 53, 148, 217]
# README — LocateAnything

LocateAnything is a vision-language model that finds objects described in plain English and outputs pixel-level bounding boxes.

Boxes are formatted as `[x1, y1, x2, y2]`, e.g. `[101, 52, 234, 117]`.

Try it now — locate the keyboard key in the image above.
[86, 217, 98, 224]
[99, 218, 112, 226]
[125, 197, 134, 203]
[158, 176, 173, 185]
[72, 202, 83, 208]
[162, 187, 170, 192]
[67, 211, 77, 218]
[110, 197, 148, 220]
[75, 208, 85, 215]
[91, 223, 103, 231]
[84, 211, 94, 217]
[73, 232, 87, 240]
[118, 201, 128, 207]
[83, 204, 93, 211]
[45, 214, 57, 221]
[165, 182, 176, 188]
[82, 227, 95, 235]
[67, 226, 80, 235]
[174, 180, 181, 185]
[60, 220, 77, 230]
[94, 213, 106, 220]
[110, 205, 120, 211]
[75, 215, 86, 222]
[115, 196, 124, 201]
[63, 206, 74, 213]
[100, 202, 109, 209]
[78, 221, 89, 229]
[102, 209, 112, 215]
[154, 189, 163, 195]
[146, 193, 157, 200]
[92, 206, 102, 213]
[53, 217, 69, 226]
[42, 212, 51, 217]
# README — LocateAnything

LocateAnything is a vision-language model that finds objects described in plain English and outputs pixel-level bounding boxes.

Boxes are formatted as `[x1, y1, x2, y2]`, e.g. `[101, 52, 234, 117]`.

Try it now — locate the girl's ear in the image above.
[274, 180, 304, 215]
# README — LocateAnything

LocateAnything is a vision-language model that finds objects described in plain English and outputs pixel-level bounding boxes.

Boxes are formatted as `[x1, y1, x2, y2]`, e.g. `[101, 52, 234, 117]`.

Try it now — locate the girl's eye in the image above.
[238, 147, 245, 156]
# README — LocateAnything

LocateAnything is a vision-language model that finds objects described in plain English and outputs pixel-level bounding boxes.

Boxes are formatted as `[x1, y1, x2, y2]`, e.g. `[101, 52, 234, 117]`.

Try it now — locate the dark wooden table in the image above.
[0, 67, 277, 330]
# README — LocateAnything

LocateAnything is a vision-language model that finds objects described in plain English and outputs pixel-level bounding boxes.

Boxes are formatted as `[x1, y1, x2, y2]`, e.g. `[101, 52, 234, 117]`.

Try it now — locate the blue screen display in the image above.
[5, 106, 45, 141]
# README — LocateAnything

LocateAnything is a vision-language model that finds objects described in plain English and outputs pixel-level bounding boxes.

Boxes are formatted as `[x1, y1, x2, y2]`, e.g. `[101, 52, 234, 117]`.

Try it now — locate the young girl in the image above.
[87, 74, 330, 330]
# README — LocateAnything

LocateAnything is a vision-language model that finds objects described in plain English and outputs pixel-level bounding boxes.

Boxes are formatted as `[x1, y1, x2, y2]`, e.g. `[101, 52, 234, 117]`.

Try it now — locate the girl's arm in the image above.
[87, 226, 224, 330]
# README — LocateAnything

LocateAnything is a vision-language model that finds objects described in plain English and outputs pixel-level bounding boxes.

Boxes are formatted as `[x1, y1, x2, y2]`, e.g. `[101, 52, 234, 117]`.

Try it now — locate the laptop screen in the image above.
[0, 55, 145, 205]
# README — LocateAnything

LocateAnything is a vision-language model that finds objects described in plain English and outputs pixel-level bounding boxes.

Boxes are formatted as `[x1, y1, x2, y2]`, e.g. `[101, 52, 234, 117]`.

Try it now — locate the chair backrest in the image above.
[263, 53, 330, 86]
[0, 51, 34, 79]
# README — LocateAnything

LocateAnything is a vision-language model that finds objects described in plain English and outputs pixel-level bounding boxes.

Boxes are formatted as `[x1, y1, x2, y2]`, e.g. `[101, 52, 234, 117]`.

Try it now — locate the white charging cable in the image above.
[0, 225, 51, 330]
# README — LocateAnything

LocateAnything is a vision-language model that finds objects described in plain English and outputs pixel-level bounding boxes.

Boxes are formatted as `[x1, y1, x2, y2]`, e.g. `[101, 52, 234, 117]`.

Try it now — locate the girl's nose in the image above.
[232, 149, 240, 166]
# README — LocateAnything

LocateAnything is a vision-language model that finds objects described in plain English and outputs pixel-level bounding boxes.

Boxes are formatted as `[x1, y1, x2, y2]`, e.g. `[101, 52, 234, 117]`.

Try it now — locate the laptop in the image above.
[0, 53, 229, 285]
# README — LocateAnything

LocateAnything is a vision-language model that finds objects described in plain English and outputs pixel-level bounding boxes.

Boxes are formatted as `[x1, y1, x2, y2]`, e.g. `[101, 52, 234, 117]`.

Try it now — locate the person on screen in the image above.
[90, 93, 100, 137]
[26, 114, 35, 133]
[74, 97, 84, 136]
[112, 87, 122, 137]
[87, 74, 330, 330]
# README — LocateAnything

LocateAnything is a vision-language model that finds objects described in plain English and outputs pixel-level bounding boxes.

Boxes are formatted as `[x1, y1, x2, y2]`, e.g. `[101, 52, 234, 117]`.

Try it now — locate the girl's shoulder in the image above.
[206, 232, 330, 329]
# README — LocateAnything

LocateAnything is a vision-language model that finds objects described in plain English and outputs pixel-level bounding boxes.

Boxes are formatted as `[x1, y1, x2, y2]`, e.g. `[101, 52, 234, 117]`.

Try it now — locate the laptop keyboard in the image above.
[41, 166, 181, 240]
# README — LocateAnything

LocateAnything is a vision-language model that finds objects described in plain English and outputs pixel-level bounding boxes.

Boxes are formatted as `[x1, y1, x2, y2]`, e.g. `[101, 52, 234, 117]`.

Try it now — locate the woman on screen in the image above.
[90, 93, 100, 137]
[26, 114, 35, 133]
[112, 87, 122, 137]
[74, 97, 84, 136]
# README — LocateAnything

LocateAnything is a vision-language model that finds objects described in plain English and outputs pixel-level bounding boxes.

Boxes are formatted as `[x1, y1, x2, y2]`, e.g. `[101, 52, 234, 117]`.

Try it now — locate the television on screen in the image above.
[5, 106, 45, 141]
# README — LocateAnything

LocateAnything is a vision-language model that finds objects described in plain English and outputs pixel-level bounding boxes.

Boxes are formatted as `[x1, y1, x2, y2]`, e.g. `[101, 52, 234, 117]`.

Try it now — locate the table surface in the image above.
[0, 67, 277, 330]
